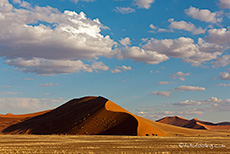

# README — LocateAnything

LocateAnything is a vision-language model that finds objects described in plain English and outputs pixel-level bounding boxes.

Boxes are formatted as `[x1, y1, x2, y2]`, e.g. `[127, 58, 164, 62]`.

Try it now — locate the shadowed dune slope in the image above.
[2, 96, 166, 136]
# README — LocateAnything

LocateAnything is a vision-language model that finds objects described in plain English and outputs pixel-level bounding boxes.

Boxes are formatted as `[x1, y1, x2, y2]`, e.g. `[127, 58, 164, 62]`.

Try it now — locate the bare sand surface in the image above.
[0, 135, 229, 154]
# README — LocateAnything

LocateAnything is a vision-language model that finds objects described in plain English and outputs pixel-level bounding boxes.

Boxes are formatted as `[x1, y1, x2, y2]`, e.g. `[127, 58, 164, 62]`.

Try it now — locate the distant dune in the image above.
[0, 110, 51, 133]
[1, 96, 229, 136]
[156, 116, 190, 127]
[157, 116, 230, 131]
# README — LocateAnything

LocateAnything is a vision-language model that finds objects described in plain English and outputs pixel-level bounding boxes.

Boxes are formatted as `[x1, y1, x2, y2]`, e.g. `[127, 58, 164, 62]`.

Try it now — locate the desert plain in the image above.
[0, 135, 229, 154]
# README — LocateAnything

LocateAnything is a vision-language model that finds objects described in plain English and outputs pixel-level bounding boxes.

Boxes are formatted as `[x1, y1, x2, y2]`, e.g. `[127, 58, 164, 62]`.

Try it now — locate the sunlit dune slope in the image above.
[2, 96, 167, 136]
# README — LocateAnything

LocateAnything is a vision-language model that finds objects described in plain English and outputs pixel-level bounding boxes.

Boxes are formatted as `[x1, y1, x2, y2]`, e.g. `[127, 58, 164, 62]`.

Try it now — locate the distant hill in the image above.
[217, 122, 230, 125]
[156, 116, 190, 127]
[157, 116, 230, 130]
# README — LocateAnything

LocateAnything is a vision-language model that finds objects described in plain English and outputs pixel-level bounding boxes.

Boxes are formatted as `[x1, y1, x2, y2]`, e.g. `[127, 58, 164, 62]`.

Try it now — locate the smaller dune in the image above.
[217, 122, 230, 125]
[6, 113, 14, 116]
[157, 116, 230, 131]
[156, 116, 190, 127]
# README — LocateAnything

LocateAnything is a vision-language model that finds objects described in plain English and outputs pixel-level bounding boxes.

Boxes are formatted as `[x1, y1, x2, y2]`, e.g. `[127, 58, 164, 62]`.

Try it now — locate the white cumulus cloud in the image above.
[216, 83, 230, 86]
[114, 7, 135, 14]
[149, 24, 157, 30]
[172, 85, 206, 91]
[117, 65, 132, 71]
[150, 91, 172, 97]
[169, 71, 190, 81]
[0, 92, 19, 95]
[111, 65, 132, 73]
[116, 46, 169, 64]
[140, 37, 223, 66]
[185, 6, 222, 23]
[72, 0, 95, 4]
[6, 58, 109, 75]
[0, 97, 64, 114]
[136, 97, 230, 121]
[205, 28, 230, 45]
[111, 68, 122, 73]
[219, 72, 230, 80]
[40, 83, 59, 87]
[143, 37, 197, 58]
[134, 0, 155, 9]
[173, 100, 202, 106]
[219, 0, 230, 9]
[0, 0, 115, 75]
[169, 19, 206, 34]
[213, 55, 230, 68]
[119, 37, 131, 46]
[173, 97, 230, 111]
[157, 81, 174, 85]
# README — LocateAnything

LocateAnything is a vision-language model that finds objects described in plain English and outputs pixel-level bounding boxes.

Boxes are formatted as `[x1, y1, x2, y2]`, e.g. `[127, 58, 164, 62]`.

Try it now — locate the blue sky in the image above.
[0, 0, 230, 122]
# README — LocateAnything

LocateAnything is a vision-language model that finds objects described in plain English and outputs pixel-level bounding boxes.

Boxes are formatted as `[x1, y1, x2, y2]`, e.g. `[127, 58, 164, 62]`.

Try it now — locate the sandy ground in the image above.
[0, 135, 229, 154]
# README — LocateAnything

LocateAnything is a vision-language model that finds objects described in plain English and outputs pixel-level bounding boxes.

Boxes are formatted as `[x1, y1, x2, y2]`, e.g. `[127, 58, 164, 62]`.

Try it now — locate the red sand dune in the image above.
[1, 96, 229, 136]
[1, 96, 166, 136]
[157, 116, 230, 130]
[156, 116, 190, 127]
